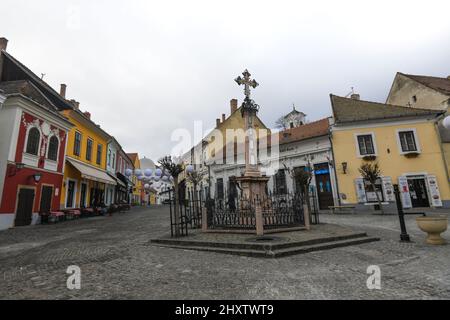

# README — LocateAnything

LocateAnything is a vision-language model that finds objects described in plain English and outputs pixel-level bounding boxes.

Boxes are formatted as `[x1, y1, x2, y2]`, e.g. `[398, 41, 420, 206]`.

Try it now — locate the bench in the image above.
[328, 205, 356, 214]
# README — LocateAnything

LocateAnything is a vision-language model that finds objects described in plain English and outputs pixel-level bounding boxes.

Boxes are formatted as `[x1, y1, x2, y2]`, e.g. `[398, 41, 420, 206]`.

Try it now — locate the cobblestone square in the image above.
[0, 206, 449, 300]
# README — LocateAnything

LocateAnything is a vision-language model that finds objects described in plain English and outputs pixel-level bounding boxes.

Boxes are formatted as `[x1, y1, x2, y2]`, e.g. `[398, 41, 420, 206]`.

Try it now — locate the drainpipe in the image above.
[328, 127, 342, 206]
[434, 115, 450, 183]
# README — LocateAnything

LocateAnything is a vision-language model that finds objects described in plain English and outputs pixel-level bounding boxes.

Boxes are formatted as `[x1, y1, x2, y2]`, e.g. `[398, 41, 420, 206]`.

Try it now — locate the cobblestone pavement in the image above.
[0, 206, 449, 300]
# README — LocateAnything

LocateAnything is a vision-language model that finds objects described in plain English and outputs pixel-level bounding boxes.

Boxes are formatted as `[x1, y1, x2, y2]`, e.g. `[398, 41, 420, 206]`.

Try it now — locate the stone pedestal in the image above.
[236, 175, 269, 202]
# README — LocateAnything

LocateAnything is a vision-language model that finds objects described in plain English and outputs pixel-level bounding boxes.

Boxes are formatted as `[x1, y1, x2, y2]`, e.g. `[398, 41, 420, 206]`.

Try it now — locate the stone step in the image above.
[151, 236, 380, 258]
[150, 232, 369, 251]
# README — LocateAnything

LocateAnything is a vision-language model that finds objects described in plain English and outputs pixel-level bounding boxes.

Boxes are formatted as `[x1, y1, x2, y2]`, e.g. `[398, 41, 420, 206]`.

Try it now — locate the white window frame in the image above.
[354, 132, 378, 158]
[23, 124, 43, 157]
[65, 178, 78, 209]
[45, 133, 60, 162]
[396, 128, 421, 155]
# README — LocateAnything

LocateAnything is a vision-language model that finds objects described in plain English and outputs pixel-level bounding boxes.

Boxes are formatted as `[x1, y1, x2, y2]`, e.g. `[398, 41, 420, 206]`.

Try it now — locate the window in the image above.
[399, 131, 417, 152]
[26, 127, 40, 155]
[357, 134, 375, 156]
[412, 95, 417, 103]
[275, 169, 287, 194]
[47, 136, 59, 161]
[74, 132, 82, 156]
[86, 138, 93, 161]
[216, 178, 224, 199]
[107, 149, 111, 166]
[66, 180, 76, 208]
[96, 144, 103, 165]
[112, 154, 116, 170]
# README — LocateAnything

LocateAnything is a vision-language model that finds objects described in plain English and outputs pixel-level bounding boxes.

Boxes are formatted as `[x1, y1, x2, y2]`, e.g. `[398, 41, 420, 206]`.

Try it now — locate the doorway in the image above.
[407, 177, 430, 208]
[314, 163, 334, 210]
[15, 188, 35, 227]
[39, 185, 53, 214]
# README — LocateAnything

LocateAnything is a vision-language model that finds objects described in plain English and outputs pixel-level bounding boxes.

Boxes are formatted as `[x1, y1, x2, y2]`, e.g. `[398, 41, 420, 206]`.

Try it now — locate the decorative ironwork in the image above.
[168, 188, 189, 237]
[235, 69, 260, 116]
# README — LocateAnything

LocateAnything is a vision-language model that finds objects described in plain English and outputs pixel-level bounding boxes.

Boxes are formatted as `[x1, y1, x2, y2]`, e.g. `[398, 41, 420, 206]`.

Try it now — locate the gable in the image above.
[387, 73, 450, 110]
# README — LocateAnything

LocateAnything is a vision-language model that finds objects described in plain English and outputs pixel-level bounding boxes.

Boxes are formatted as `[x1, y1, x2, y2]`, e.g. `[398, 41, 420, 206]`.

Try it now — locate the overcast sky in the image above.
[2, 0, 450, 161]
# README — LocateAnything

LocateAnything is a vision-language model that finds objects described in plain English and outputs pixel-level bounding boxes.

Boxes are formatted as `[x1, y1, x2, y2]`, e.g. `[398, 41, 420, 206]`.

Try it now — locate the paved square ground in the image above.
[0, 206, 448, 299]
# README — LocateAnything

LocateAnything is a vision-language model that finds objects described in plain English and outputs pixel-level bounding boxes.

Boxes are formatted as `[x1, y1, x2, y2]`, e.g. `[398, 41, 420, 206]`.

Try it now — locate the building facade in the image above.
[60, 100, 116, 209]
[330, 94, 450, 211]
[127, 153, 142, 205]
[0, 39, 74, 229]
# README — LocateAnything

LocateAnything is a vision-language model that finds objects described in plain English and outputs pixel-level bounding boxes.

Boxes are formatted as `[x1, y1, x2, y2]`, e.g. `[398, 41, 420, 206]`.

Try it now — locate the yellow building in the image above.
[127, 153, 143, 205]
[60, 105, 115, 209]
[386, 73, 450, 179]
[180, 99, 270, 199]
[330, 94, 450, 210]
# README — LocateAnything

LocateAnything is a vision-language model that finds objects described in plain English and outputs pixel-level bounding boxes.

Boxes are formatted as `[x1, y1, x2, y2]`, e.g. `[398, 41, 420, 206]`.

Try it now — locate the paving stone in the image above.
[0, 206, 448, 299]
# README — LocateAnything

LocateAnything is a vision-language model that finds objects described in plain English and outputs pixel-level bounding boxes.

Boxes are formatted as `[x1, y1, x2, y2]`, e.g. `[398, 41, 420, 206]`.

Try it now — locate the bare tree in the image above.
[358, 162, 384, 215]
[275, 116, 287, 130]
[158, 156, 184, 235]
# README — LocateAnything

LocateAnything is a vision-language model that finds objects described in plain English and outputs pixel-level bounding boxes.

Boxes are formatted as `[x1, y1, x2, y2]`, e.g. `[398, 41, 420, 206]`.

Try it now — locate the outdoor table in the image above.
[49, 211, 65, 223]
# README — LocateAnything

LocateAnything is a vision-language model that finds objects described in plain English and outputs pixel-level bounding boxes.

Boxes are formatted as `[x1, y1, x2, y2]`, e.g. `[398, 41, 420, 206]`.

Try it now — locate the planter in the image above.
[416, 215, 448, 245]
[404, 152, 420, 159]
[362, 155, 377, 161]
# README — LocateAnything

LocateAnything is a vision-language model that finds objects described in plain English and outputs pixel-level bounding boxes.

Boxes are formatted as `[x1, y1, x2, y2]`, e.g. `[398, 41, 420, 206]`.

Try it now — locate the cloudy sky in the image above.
[2, 0, 450, 160]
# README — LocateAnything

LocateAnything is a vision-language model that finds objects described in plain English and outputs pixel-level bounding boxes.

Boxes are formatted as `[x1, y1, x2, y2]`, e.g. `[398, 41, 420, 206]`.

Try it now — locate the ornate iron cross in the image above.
[235, 69, 259, 99]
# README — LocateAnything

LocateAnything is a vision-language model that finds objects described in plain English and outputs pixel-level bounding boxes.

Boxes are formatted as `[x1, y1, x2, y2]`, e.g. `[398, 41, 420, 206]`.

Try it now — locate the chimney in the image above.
[60, 84, 67, 99]
[0, 38, 8, 51]
[230, 99, 238, 114]
[351, 93, 360, 100]
[216, 118, 221, 127]
[222, 113, 226, 122]
[70, 99, 79, 110]
[84, 111, 91, 119]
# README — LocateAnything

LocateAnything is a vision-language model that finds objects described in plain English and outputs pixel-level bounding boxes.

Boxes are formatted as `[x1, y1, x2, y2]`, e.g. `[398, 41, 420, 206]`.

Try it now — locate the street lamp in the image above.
[32, 172, 42, 183]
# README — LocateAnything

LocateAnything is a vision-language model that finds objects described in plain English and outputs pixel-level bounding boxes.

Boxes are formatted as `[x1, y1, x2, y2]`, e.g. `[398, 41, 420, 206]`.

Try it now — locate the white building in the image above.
[208, 116, 338, 211]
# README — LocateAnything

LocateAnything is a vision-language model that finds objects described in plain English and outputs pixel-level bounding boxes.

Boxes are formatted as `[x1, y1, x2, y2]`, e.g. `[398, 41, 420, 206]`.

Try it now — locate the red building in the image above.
[0, 38, 73, 230]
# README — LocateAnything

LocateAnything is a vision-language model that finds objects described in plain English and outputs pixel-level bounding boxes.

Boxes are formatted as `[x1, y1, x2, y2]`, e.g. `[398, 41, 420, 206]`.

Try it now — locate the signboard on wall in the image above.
[354, 178, 367, 203]
[398, 176, 412, 209]
[381, 177, 395, 202]
[426, 175, 443, 207]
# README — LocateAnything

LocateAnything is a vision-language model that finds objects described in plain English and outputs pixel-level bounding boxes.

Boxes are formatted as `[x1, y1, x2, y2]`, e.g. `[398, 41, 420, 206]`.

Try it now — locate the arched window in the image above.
[47, 135, 59, 161]
[26, 127, 40, 155]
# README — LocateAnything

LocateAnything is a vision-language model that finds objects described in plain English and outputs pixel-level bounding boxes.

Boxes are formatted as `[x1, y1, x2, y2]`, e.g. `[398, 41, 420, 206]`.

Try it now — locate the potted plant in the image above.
[416, 215, 448, 245]
[359, 162, 384, 215]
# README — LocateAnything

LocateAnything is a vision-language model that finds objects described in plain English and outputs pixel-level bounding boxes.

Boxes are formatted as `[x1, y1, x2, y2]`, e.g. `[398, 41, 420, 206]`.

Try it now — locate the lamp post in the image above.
[393, 184, 411, 242]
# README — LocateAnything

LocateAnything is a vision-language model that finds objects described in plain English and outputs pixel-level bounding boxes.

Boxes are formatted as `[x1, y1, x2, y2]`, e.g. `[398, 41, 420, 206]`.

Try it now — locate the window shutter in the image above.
[426, 175, 442, 207]
[398, 176, 412, 209]
[355, 178, 367, 203]
[381, 177, 395, 202]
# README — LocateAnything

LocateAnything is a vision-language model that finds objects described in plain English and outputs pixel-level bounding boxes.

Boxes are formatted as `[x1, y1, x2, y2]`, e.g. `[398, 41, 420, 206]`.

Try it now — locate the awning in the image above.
[67, 159, 117, 185]
[107, 172, 126, 188]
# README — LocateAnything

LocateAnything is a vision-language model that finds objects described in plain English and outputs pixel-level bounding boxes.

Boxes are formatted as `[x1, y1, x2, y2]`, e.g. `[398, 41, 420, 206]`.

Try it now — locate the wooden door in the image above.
[39, 186, 53, 214]
[314, 163, 334, 210]
[15, 188, 35, 227]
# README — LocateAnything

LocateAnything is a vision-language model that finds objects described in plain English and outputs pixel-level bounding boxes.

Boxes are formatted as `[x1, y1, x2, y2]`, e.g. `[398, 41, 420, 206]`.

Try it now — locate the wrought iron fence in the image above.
[261, 193, 305, 229]
[206, 197, 257, 230]
[168, 188, 189, 237]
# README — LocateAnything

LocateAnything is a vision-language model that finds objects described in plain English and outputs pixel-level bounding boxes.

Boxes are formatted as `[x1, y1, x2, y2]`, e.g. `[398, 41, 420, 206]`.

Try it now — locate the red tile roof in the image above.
[278, 118, 330, 145]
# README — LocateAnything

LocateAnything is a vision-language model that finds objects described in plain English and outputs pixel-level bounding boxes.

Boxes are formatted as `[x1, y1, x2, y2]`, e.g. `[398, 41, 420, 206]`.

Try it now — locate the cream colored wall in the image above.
[387, 74, 449, 110]
[332, 120, 450, 204]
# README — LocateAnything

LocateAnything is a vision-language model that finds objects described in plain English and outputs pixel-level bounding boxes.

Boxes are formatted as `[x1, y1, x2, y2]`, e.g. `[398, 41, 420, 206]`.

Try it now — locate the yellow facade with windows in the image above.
[60, 109, 114, 209]
[330, 95, 450, 210]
